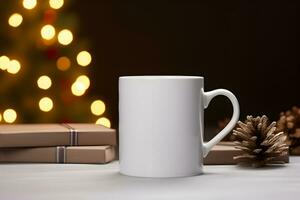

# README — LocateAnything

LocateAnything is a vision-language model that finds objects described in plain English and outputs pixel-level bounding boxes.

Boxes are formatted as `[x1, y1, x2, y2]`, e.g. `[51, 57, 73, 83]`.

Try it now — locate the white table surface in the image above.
[0, 157, 300, 200]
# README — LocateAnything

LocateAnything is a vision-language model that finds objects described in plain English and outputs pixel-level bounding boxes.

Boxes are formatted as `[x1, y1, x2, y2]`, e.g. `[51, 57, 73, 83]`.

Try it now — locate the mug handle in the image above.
[202, 89, 240, 157]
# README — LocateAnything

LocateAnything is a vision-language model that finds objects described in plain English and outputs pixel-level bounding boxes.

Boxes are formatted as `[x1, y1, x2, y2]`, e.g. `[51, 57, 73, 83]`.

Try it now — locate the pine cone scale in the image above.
[264, 122, 276, 136]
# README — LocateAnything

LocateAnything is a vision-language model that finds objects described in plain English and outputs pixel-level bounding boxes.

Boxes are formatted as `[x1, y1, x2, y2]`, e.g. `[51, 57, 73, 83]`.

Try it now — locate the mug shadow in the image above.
[235, 164, 287, 170]
[99, 171, 218, 181]
[94, 170, 220, 191]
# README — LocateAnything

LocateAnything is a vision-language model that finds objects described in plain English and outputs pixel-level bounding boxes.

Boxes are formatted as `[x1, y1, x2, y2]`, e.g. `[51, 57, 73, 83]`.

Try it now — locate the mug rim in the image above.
[119, 75, 203, 80]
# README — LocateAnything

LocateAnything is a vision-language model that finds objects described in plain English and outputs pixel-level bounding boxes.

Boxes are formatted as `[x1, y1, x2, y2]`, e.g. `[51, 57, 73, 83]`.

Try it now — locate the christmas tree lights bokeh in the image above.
[0, 0, 111, 127]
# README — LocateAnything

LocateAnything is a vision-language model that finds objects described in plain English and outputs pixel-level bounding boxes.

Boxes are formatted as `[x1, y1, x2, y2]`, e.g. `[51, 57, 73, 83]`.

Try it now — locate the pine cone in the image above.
[233, 115, 289, 167]
[277, 106, 300, 155]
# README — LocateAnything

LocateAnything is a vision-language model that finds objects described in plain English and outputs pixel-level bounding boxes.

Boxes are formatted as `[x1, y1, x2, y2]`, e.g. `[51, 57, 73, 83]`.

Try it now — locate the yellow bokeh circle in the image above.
[7, 60, 21, 74]
[3, 109, 17, 123]
[39, 97, 53, 112]
[76, 51, 92, 67]
[90, 100, 105, 116]
[96, 117, 111, 128]
[71, 81, 86, 96]
[49, 0, 64, 9]
[23, 0, 37, 9]
[0, 56, 10, 70]
[57, 29, 73, 45]
[76, 75, 90, 90]
[41, 24, 56, 40]
[37, 75, 52, 90]
[8, 13, 23, 27]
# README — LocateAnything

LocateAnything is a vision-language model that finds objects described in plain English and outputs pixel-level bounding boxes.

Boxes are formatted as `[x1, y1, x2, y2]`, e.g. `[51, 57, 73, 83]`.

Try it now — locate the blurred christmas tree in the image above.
[0, 0, 111, 127]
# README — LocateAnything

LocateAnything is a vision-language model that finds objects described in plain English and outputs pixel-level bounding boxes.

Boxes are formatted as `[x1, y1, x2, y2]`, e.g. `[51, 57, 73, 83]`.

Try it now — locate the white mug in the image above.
[119, 76, 239, 178]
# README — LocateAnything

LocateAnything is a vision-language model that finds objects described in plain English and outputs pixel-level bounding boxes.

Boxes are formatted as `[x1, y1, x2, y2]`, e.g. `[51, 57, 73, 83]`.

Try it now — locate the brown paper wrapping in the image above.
[0, 146, 115, 164]
[0, 124, 116, 148]
[204, 142, 289, 165]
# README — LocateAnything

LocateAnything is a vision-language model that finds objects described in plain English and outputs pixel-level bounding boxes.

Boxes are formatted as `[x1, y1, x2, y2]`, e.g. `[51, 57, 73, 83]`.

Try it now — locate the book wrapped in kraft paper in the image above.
[0, 146, 115, 164]
[204, 142, 289, 165]
[0, 124, 116, 148]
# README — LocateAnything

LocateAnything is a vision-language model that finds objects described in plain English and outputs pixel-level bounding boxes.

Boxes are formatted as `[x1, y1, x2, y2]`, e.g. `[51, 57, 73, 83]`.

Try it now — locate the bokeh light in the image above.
[0, 56, 10, 70]
[57, 29, 73, 45]
[37, 75, 52, 90]
[76, 51, 91, 66]
[96, 117, 111, 128]
[0, 113, 2, 122]
[7, 59, 21, 74]
[90, 100, 105, 116]
[56, 56, 71, 71]
[41, 24, 56, 40]
[23, 0, 37, 9]
[39, 97, 53, 112]
[8, 13, 23, 27]
[49, 0, 64, 9]
[3, 109, 17, 123]
[71, 81, 86, 96]
[76, 75, 90, 90]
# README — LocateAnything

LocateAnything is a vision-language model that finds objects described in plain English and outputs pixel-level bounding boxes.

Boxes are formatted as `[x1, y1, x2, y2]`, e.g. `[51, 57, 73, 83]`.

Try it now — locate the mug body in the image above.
[119, 76, 204, 178]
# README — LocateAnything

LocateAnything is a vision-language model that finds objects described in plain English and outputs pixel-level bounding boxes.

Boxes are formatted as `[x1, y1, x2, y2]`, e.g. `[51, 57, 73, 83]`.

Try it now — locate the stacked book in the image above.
[0, 124, 116, 164]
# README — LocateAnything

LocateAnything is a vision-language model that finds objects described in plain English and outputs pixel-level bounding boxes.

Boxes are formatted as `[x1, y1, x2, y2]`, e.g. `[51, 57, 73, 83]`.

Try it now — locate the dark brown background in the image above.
[73, 1, 300, 128]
